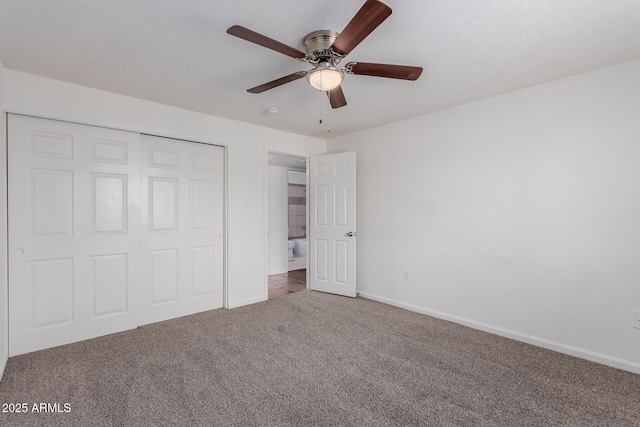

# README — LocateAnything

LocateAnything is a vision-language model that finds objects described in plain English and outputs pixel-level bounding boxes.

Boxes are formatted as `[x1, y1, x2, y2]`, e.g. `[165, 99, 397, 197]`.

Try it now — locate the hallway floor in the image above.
[268, 270, 306, 299]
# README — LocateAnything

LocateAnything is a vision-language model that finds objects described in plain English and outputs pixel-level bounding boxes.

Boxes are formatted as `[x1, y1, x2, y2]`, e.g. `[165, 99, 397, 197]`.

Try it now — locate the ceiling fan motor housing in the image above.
[303, 30, 340, 62]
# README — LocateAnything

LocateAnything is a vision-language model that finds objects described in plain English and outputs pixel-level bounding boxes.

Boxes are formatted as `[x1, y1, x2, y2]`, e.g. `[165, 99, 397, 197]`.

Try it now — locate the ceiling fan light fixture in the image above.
[306, 64, 343, 91]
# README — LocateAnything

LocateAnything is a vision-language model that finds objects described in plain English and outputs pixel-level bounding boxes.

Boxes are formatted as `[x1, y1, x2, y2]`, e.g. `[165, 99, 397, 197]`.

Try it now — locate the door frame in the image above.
[264, 147, 310, 299]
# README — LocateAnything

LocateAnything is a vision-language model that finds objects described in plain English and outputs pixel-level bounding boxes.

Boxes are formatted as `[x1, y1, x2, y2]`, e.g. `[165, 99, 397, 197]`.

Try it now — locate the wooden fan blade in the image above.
[227, 25, 306, 60]
[247, 72, 306, 94]
[348, 62, 423, 80]
[327, 85, 347, 109]
[331, 0, 392, 56]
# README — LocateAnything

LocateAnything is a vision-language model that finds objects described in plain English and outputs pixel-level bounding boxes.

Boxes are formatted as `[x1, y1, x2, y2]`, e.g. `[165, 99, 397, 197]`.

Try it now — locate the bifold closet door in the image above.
[8, 115, 143, 356]
[139, 135, 224, 325]
[8, 115, 224, 356]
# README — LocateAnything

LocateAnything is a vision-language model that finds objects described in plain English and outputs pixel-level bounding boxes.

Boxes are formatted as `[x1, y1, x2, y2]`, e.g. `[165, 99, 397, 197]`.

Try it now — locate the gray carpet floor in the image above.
[0, 290, 639, 426]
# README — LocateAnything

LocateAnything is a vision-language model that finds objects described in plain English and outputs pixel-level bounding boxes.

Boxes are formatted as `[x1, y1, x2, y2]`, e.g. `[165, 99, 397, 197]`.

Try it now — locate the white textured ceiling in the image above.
[1, 0, 639, 139]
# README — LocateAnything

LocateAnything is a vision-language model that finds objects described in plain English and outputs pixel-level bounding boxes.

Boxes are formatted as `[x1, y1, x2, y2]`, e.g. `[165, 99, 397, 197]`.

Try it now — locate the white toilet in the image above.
[293, 238, 307, 256]
[287, 240, 295, 258]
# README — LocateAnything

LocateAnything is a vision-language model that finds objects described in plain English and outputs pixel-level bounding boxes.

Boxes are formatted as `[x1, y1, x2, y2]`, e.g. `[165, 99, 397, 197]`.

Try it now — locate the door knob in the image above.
[346, 231, 357, 237]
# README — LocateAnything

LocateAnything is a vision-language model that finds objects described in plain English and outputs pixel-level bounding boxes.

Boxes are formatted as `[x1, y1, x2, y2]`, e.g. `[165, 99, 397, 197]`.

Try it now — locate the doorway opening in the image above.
[267, 153, 307, 299]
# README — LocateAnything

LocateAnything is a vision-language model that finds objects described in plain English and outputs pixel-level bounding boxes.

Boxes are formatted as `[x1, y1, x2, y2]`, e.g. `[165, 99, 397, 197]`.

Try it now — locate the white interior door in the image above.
[139, 135, 224, 325]
[8, 115, 224, 356]
[309, 152, 357, 297]
[8, 115, 142, 356]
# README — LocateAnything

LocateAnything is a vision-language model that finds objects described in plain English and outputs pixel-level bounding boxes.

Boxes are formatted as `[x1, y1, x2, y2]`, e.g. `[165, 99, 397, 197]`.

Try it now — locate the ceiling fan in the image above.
[227, 0, 423, 109]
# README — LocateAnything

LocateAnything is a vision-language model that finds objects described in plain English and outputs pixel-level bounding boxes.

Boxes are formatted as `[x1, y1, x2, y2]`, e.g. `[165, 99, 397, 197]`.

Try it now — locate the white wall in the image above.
[268, 165, 288, 275]
[0, 58, 7, 381]
[2, 70, 326, 311]
[328, 59, 640, 373]
[288, 170, 306, 185]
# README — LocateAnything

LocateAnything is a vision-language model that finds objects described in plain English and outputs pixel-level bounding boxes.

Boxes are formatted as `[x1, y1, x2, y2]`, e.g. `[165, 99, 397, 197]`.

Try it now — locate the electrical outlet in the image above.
[633, 311, 640, 329]
[402, 271, 411, 284]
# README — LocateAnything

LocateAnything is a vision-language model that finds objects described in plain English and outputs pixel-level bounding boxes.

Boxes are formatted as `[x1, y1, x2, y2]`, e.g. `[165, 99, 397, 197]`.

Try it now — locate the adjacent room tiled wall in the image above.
[288, 184, 306, 239]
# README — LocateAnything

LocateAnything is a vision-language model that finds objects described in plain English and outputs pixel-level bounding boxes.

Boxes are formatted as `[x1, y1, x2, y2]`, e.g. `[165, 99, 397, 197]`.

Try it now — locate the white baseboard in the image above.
[228, 296, 267, 309]
[0, 350, 7, 384]
[358, 291, 640, 375]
